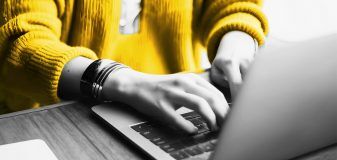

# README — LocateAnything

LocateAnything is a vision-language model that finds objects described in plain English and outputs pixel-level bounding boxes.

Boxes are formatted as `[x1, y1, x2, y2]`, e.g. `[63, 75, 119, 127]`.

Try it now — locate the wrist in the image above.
[101, 68, 138, 102]
[216, 31, 256, 58]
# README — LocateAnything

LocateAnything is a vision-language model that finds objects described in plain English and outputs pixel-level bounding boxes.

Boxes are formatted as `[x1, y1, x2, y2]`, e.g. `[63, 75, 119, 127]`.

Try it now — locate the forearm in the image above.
[217, 31, 258, 57]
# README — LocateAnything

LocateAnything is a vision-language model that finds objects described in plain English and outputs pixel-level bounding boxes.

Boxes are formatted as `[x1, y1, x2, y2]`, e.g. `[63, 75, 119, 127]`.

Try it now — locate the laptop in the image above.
[0, 139, 59, 160]
[92, 35, 337, 160]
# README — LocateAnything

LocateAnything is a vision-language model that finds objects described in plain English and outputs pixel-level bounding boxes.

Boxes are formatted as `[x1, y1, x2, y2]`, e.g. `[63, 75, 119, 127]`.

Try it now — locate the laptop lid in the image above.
[212, 35, 337, 160]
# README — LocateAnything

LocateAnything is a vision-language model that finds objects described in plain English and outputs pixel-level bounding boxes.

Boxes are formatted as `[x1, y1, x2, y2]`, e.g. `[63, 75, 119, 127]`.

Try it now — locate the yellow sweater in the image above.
[0, 0, 268, 113]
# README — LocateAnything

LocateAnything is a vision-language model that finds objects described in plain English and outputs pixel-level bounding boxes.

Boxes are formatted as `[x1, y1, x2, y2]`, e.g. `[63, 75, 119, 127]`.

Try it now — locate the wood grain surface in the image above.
[0, 102, 147, 160]
[0, 101, 336, 160]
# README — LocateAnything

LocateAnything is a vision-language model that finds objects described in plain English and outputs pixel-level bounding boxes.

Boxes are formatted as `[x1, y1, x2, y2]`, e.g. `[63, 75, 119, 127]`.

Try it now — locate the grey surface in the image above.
[213, 35, 337, 160]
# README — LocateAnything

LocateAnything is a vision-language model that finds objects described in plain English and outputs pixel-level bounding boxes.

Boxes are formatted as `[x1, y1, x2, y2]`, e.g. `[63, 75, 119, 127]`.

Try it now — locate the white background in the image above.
[263, 0, 337, 41]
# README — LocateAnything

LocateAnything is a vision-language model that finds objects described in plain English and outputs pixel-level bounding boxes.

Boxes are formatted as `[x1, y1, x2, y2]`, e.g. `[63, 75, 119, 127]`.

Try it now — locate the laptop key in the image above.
[184, 145, 203, 156]
[196, 123, 209, 133]
[170, 151, 189, 160]
[139, 130, 164, 139]
[140, 128, 179, 139]
[199, 142, 215, 152]
[182, 112, 201, 120]
[139, 131, 155, 139]
[181, 137, 198, 148]
[160, 142, 184, 153]
[192, 133, 209, 143]
[131, 122, 151, 132]
[198, 117, 206, 123]
[203, 131, 217, 140]
[150, 137, 171, 146]
[150, 137, 163, 143]
[186, 151, 212, 160]
[189, 118, 203, 126]
[131, 112, 218, 156]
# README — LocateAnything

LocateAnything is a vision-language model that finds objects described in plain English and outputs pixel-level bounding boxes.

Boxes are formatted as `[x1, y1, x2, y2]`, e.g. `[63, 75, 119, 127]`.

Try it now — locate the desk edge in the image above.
[0, 101, 77, 119]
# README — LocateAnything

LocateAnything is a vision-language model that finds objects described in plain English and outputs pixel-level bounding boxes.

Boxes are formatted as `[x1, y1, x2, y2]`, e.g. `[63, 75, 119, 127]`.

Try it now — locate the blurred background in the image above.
[201, 0, 337, 68]
[263, 0, 337, 41]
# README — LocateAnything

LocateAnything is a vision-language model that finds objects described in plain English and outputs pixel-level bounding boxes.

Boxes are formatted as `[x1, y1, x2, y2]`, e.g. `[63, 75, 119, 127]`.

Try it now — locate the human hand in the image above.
[211, 31, 257, 99]
[102, 69, 229, 134]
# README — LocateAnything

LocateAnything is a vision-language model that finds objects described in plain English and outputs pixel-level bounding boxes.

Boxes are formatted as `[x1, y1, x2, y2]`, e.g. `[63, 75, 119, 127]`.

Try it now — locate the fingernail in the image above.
[188, 122, 198, 133]
[193, 126, 198, 133]
[188, 126, 198, 134]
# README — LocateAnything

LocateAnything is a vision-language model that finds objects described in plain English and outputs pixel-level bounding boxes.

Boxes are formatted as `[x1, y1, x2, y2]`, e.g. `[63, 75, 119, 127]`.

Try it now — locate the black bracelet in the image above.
[92, 62, 119, 99]
[80, 59, 102, 99]
[80, 59, 129, 102]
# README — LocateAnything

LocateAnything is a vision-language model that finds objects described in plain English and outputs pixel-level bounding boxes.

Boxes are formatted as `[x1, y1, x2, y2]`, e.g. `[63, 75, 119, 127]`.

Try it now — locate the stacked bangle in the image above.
[80, 59, 129, 102]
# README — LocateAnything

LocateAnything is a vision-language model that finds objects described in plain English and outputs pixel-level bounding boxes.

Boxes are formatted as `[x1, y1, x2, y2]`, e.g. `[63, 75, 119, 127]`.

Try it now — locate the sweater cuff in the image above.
[26, 41, 98, 103]
[201, 1, 268, 62]
[205, 12, 266, 62]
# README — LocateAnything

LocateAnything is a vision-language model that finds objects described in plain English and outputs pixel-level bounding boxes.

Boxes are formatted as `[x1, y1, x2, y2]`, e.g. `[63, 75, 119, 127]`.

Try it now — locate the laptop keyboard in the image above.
[131, 111, 219, 160]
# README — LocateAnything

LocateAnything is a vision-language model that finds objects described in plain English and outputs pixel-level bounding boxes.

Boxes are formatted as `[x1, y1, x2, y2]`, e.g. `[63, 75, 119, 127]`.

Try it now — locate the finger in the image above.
[170, 76, 229, 128]
[158, 100, 198, 134]
[223, 61, 242, 99]
[191, 73, 226, 99]
[182, 81, 229, 126]
[210, 67, 233, 102]
[240, 60, 250, 80]
[211, 65, 229, 88]
[166, 89, 218, 131]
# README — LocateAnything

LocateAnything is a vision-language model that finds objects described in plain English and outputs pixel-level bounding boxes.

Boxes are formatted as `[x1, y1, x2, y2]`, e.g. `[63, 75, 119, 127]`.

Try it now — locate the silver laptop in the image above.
[92, 35, 337, 160]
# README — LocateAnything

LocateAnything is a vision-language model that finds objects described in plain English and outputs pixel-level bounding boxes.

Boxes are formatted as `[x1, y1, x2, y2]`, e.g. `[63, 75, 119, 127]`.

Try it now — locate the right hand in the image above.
[211, 31, 257, 99]
[102, 69, 230, 134]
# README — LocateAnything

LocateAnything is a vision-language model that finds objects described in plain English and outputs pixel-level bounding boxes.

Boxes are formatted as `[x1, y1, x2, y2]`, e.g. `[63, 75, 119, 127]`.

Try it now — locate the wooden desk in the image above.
[0, 101, 336, 160]
[0, 101, 146, 160]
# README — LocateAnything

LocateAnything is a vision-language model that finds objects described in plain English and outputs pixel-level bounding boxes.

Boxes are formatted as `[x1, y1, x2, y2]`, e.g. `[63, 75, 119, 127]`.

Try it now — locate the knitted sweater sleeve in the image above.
[199, 0, 269, 61]
[0, 0, 98, 104]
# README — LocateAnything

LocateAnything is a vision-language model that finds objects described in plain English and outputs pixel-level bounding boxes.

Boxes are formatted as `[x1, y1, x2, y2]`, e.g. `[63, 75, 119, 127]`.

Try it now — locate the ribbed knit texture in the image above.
[0, 0, 268, 113]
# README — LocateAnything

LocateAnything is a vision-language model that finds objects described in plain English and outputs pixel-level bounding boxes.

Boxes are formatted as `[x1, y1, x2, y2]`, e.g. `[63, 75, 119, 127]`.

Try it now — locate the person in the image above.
[0, 0, 268, 133]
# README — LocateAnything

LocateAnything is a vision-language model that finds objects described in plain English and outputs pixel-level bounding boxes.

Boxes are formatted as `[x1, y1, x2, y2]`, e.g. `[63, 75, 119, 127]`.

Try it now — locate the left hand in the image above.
[211, 31, 257, 99]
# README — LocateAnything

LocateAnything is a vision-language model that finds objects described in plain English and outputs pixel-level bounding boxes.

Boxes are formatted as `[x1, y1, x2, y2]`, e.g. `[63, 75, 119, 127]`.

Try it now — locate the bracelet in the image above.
[80, 59, 129, 102]
[80, 60, 102, 99]
[93, 63, 128, 101]
[92, 62, 119, 99]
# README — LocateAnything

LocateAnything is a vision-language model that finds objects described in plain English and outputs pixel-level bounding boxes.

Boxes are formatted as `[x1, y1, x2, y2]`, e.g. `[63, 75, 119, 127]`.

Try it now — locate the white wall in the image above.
[263, 0, 337, 41]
